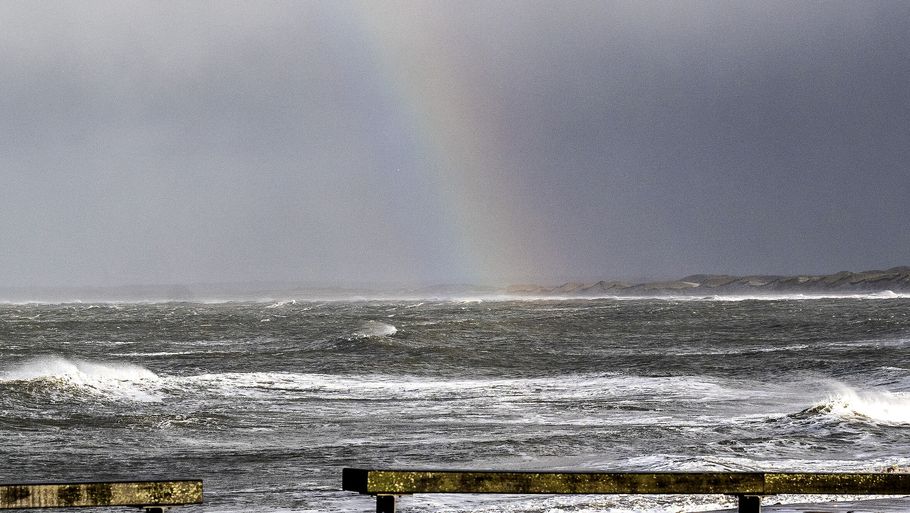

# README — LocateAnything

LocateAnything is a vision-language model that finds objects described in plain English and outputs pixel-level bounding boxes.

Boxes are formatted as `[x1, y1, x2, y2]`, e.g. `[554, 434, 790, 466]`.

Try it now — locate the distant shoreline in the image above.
[1, 267, 909, 302]
[507, 266, 910, 297]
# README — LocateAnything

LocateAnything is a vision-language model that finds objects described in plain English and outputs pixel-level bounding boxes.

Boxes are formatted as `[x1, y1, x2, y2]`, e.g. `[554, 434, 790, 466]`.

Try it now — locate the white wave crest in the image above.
[351, 321, 398, 339]
[810, 386, 910, 425]
[168, 372, 736, 408]
[265, 299, 297, 309]
[0, 356, 162, 402]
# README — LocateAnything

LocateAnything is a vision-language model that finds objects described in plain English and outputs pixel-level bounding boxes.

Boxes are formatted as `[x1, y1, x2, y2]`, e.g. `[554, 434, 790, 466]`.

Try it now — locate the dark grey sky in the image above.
[1, 1, 908, 288]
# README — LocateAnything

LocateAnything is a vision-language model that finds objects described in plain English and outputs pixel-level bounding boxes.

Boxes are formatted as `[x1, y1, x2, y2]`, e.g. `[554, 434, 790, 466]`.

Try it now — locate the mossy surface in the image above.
[344, 470, 910, 496]
[0, 481, 202, 509]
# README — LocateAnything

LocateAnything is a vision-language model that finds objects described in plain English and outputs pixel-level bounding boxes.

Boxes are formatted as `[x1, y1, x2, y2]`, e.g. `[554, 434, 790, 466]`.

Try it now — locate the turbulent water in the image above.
[2, 296, 910, 512]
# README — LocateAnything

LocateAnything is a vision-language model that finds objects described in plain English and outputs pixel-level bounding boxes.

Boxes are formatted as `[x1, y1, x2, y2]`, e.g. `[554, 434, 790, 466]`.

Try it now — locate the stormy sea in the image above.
[2, 295, 910, 512]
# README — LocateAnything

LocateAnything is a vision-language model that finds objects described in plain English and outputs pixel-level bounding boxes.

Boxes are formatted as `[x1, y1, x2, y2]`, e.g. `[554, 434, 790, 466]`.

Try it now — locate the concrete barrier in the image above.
[342, 469, 910, 513]
[0, 480, 202, 512]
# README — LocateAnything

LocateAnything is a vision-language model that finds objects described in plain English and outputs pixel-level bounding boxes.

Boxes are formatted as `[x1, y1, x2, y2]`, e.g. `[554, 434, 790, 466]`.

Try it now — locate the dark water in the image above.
[2, 296, 910, 512]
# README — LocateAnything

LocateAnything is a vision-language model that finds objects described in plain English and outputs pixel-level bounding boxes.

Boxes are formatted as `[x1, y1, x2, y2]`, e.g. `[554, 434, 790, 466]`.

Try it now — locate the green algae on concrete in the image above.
[765, 472, 910, 495]
[343, 469, 910, 496]
[0, 480, 202, 509]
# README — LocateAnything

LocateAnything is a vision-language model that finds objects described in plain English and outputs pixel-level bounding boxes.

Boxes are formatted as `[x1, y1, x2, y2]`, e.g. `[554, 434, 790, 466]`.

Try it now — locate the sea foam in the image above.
[0, 356, 162, 402]
[351, 321, 398, 339]
[265, 299, 297, 309]
[808, 386, 910, 425]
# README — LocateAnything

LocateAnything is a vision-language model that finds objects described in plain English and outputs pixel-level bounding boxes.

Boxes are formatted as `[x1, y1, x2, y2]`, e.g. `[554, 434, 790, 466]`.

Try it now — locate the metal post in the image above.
[376, 495, 396, 513]
[737, 495, 761, 513]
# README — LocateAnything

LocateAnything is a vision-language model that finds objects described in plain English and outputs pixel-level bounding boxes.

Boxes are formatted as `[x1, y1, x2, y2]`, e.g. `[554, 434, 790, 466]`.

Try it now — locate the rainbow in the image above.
[341, 4, 555, 285]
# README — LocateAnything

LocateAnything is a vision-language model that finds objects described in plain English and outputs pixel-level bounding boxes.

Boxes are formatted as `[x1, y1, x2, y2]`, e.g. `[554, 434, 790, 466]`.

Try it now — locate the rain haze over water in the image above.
[3, 297, 910, 513]
[1, 1, 910, 288]
[2, 2, 910, 513]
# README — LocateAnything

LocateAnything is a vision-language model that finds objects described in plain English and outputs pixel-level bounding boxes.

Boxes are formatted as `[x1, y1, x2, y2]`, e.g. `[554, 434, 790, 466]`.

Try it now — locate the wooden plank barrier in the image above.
[342, 469, 910, 513]
[0, 480, 202, 511]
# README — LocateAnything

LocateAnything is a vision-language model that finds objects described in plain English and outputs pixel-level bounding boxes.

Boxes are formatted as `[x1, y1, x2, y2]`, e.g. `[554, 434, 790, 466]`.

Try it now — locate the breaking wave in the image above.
[0, 356, 162, 402]
[800, 386, 910, 425]
[265, 299, 297, 309]
[351, 321, 398, 339]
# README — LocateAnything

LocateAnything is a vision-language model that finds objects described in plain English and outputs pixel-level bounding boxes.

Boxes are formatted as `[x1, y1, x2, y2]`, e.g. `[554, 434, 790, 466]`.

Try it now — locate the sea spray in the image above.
[0, 356, 162, 402]
[351, 320, 398, 339]
[809, 386, 910, 426]
[3, 298, 910, 512]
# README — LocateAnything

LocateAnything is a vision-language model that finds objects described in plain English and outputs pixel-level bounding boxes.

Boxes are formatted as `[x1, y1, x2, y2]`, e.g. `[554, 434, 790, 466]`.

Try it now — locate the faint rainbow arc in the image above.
[348, 6, 540, 285]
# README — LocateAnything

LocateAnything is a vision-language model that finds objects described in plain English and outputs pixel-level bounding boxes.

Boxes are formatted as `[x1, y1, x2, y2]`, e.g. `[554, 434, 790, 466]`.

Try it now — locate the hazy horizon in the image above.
[3, 1, 908, 289]
[1, 264, 908, 302]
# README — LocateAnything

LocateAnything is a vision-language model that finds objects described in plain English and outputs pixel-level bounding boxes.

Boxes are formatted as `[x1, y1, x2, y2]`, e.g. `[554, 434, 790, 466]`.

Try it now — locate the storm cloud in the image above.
[1, 1, 908, 288]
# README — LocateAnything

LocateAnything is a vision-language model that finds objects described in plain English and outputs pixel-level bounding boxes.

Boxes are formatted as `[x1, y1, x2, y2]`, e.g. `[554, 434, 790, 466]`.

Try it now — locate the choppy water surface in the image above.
[2, 297, 910, 512]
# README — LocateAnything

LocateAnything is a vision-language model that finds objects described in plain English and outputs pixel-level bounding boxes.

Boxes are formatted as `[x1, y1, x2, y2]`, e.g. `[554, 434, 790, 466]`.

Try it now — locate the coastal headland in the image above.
[3, 267, 910, 302]
[507, 266, 910, 297]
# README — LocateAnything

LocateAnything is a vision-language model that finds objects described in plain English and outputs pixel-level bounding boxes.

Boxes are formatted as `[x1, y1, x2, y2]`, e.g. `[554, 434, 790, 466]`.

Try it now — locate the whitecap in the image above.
[265, 299, 297, 309]
[166, 372, 736, 406]
[0, 356, 163, 402]
[351, 321, 398, 339]
[806, 386, 910, 425]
